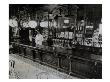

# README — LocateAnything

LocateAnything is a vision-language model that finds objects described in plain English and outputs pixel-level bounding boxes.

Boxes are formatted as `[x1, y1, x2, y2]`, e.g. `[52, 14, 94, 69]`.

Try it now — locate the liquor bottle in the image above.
[61, 40, 63, 47]
[62, 40, 64, 47]
[59, 39, 61, 47]
[54, 39, 56, 47]
[53, 39, 55, 46]
[59, 39, 61, 46]
[57, 39, 59, 47]
[67, 40, 70, 48]
[56, 39, 58, 47]
[66, 40, 68, 48]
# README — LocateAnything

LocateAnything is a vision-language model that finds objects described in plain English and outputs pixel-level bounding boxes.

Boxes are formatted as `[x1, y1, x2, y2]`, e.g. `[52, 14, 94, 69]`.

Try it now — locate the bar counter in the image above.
[10, 42, 102, 79]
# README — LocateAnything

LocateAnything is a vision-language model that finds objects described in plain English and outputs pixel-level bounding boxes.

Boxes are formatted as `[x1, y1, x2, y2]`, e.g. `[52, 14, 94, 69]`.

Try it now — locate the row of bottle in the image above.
[55, 32, 74, 39]
[52, 39, 72, 48]
[84, 38, 102, 47]
[75, 26, 84, 31]
[52, 38, 93, 47]
[52, 38, 102, 48]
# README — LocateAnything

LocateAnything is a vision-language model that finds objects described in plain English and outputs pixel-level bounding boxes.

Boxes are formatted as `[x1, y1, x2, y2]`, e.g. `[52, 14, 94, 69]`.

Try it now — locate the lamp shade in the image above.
[28, 21, 37, 28]
[40, 21, 49, 27]
[9, 19, 18, 27]
[23, 22, 29, 28]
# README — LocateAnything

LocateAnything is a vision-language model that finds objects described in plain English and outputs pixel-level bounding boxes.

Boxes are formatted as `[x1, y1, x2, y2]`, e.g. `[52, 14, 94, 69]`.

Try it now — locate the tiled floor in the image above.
[9, 54, 79, 79]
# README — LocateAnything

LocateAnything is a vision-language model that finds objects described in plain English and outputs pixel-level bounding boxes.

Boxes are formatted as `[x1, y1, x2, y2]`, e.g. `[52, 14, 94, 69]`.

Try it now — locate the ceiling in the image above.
[9, 4, 102, 22]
